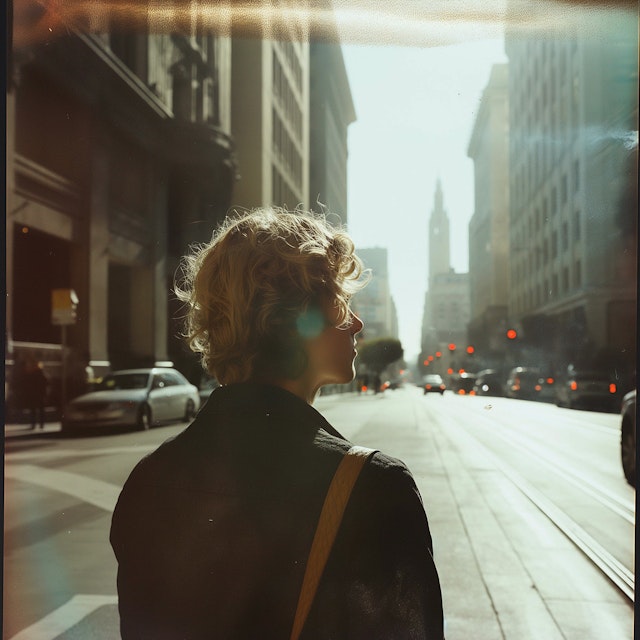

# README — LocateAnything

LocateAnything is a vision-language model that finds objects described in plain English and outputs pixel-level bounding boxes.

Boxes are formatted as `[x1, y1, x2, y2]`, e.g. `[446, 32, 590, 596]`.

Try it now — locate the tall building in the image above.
[467, 63, 510, 361]
[231, 35, 310, 209]
[7, 21, 237, 403]
[428, 179, 450, 287]
[353, 248, 398, 342]
[505, 11, 637, 373]
[308, 40, 356, 224]
[421, 182, 470, 356]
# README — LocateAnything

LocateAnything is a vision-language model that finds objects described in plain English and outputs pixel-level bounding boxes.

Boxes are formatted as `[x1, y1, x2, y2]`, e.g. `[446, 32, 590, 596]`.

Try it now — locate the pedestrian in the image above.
[21, 358, 48, 429]
[110, 208, 444, 639]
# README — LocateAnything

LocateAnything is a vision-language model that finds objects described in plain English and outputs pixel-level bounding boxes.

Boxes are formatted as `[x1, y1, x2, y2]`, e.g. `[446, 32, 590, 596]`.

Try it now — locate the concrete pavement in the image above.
[4, 390, 635, 639]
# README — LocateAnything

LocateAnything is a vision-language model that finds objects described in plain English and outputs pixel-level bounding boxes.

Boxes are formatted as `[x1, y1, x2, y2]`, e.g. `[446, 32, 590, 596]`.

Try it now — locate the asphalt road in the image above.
[4, 386, 635, 639]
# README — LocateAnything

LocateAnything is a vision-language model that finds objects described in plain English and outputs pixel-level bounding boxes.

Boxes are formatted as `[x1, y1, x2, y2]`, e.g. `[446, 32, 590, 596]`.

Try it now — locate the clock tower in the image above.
[428, 179, 451, 286]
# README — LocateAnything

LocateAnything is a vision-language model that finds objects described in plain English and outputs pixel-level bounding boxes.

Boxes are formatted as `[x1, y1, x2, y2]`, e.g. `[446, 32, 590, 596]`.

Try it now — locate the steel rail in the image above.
[421, 396, 635, 604]
[483, 421, 635, 524]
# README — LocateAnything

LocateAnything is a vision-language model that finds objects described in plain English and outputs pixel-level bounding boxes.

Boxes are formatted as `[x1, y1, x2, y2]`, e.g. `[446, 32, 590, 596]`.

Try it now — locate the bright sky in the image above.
[343, 39, 507, 361]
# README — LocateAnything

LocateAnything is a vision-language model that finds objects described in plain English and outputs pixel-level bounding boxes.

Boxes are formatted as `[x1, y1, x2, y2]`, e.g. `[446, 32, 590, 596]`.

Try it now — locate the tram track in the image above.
[420, 395, 635, 604]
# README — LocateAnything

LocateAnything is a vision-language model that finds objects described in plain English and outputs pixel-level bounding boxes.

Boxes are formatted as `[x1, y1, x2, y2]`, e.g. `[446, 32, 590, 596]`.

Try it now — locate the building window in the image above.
[551, 231, 558, 259]
[574, 209, 581, 240]
[561, 173, 568, 205]
[562, 267, 569, 292]
[562, 222, 568, 251]
[572, 159, 579, 192]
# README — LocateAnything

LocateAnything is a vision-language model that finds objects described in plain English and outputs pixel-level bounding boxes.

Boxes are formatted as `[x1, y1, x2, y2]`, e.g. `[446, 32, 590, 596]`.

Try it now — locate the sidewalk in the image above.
[4, 420, 62, 439]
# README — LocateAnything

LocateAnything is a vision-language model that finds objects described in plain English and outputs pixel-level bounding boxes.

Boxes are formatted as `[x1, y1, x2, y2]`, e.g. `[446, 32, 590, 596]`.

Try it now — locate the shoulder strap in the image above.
[289, 445, 377, 640]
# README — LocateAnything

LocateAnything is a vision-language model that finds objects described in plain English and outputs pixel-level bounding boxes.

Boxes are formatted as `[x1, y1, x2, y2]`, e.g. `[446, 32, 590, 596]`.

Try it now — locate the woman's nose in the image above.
[350, 312, 364, 335]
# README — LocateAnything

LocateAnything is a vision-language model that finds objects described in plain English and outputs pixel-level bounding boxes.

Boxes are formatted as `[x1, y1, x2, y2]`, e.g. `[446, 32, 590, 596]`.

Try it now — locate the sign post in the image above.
[51, 289, 79, 414]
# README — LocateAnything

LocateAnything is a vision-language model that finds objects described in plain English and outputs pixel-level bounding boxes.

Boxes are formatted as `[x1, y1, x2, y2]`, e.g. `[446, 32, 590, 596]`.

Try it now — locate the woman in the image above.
[110, 208, 444, 639]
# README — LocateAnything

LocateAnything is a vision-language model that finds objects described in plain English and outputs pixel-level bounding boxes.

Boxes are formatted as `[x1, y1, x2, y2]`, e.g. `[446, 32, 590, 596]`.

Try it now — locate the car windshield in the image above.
[99, 373, 150, 391]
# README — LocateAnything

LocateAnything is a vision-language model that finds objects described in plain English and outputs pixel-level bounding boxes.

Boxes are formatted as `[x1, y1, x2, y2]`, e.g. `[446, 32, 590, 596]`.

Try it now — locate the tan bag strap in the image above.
[289, 445, 377, 640]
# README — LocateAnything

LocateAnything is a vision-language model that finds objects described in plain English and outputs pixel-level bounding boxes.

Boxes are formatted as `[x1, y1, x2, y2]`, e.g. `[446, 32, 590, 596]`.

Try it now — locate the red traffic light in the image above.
[428, 355, 434, 361]
[466, 345, 475, 354]
[435, 351, 442, 358]
[506, 329, 517, 340]
[448, 343, 456, 351]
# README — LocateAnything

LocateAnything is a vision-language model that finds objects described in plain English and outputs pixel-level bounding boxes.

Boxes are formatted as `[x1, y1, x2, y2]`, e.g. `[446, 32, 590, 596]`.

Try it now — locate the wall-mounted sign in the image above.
[51, 289, 79, 326]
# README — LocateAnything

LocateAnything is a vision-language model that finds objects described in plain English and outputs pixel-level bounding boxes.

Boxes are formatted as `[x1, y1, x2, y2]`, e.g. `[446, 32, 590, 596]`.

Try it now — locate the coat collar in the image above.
[198, 382, 345, 441]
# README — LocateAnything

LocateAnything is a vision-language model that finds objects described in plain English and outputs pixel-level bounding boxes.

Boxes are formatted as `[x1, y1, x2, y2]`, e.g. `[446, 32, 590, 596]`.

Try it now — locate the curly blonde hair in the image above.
[174, 207, 367, 384]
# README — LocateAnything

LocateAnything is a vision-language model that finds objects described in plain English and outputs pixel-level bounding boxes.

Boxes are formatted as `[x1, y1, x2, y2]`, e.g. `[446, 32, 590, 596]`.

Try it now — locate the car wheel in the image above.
[137, 404, 152, 431]
[183, 399, 196, 422]
[621, 420, 636, 486]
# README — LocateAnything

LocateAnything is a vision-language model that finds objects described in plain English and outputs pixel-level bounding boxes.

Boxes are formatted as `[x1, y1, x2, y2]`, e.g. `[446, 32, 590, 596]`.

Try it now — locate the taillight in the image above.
[426, 384, 432, 390]
[609, 383, 617, 394]
[570, 380, 578, 391]
[535, 384, 542, 391]
[458, 389, 466, 395]
[469, 390, 476, 396]
[547, 377, 554, 384]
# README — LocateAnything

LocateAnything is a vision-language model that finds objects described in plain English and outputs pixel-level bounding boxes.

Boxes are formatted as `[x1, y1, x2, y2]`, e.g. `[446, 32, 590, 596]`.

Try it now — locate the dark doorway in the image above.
[12, 224, 71, 344]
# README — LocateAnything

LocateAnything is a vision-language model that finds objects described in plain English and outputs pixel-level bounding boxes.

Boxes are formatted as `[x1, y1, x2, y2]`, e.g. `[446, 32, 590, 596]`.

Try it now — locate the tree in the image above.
[357, 337, 404, 375]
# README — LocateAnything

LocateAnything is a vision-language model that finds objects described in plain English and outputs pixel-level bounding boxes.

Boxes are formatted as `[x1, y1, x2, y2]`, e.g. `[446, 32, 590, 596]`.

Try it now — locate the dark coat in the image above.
[110, 383, 444, 639]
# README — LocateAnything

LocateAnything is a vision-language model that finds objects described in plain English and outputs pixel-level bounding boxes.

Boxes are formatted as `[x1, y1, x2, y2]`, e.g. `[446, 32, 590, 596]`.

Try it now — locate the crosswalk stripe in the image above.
[4, 465, 121, 513]
[9, 594, 118, 640]
[6, 444, 156, 462]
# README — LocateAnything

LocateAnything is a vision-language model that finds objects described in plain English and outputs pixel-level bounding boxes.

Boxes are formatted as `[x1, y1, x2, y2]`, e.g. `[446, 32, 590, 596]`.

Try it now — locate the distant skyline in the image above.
[343, 39, 507, 360]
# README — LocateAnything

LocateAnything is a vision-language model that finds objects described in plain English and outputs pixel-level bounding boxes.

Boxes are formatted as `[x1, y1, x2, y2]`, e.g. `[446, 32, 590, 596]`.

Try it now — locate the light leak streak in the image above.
[12, 0, 632, 49]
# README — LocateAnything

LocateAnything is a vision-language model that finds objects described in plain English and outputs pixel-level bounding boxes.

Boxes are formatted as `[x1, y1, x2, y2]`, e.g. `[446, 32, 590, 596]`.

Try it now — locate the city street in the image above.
[4, 386, 635, 639]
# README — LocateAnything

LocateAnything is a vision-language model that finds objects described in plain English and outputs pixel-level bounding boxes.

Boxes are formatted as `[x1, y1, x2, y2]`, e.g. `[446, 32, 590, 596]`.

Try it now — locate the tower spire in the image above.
[428, 180, 451, 285]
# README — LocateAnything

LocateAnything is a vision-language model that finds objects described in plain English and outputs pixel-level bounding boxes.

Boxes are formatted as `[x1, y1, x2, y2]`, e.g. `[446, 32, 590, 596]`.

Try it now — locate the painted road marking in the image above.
[4, 465, 121, 513]
[5, 444, 156, 462]
[9, 594, 118, 640]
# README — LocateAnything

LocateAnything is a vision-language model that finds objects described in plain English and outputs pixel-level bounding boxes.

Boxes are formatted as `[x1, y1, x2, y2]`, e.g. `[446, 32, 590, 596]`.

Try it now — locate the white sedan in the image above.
[62, 368, 200, 433]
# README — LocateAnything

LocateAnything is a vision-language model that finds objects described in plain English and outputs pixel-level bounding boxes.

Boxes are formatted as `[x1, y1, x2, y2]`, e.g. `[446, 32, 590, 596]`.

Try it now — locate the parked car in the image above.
[383, 379, 403, 391]
[555, 370, 619, 411]
[620, 389, 636, 486]
[449, 373, 477, 395]
[534, 374, 557, 402]
[473, 369, 504, 397]
[505, 367, 542, 400]
[421, 374, 446, 395]
[62, 367, 200, 434]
